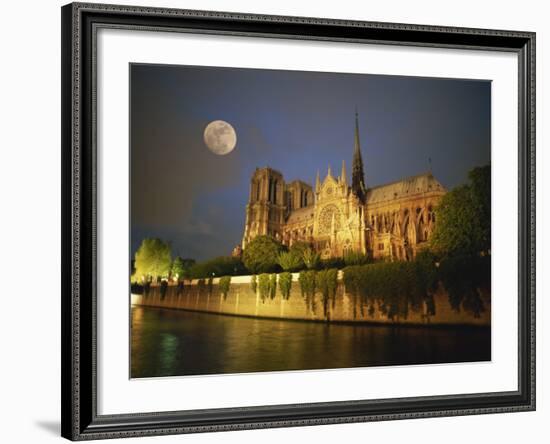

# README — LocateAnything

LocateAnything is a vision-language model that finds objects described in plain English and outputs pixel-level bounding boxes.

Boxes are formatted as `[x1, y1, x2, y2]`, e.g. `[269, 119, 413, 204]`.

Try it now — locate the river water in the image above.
[131, 306, 490, 378]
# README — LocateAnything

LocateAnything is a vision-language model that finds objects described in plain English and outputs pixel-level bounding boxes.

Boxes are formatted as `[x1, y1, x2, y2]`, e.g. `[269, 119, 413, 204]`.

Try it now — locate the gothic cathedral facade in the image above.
[241, 112, 446, 261]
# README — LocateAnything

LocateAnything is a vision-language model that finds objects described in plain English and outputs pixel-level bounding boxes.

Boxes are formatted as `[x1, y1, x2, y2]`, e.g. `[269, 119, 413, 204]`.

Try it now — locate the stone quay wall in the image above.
[131, 273, 490, 326]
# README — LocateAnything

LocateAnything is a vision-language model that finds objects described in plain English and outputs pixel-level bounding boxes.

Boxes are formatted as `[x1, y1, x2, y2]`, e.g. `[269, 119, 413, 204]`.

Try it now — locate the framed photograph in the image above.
[61, 2, 535, 440]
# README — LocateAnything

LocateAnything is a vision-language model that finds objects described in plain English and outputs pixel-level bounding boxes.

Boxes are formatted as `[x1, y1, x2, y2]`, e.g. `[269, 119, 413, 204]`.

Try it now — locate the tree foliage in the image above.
[258, 273, 272, 303]
[438, 254, 490, 317]
[278, 272, 293, 300]
[343, 261, 432, 320]
[317, 268, 338, 318]
[250, 275, 257, 293]
[343, 250, 370, 266]
[188, 256, 246, 279]
[277, 250, 304, 271]
[319, 257, 345, 270]
[289, 241, 312, 257]
[134, 238, 172, 282]
[431, 165, 491, 256]
[176, 258, 196, 279]
[170, 257, 186, 281]
[219, 276, 231, 300]
[269, 274, 278, 300]
[342, 252, 489, 320]
[242, 235, 284, 274]
[302, 248, 320, 270]
[299, 270, 317, 313]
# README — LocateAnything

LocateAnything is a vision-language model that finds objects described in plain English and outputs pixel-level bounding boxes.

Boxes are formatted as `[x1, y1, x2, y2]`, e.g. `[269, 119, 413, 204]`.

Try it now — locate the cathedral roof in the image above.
[366, 172, 446, 204]
[286, 205, 315, 224]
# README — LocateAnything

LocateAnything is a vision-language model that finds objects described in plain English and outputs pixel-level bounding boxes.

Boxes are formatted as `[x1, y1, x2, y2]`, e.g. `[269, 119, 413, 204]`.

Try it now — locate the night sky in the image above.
[130, 63, 491, 261]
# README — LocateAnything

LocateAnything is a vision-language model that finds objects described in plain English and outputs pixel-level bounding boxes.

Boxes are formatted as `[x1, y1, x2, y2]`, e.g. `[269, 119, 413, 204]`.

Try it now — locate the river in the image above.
[131, 305, 491, 378]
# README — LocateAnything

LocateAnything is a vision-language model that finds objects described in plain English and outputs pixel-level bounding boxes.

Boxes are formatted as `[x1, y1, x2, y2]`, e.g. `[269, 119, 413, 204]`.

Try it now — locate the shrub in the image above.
[277, 251, 304, 272]
[243, 235, 284, 274]
[189, 256, 247, 279]
[289, 241, 312, 257]
[302, 248, 320, 270]
[320, 257, 345, 270]
[219, 276, 231, 300]
[317, 269, 338, 318]
[341, 252, 489, 321]
[250, 275, 257, 294]
[326, 269, 338, 308]
[278, 272, 293, 300]
[410, 251, 439, 312]
[343, 250, 370, 266]
[171, 257, 195, 281]
[342, 265, 363, 319]
[258, 273, 271, 303]
[299, 270, 317, 313]
[343, 260, 434, 320]
[438, 254, 489, 317]
[269, 274, 277, 300]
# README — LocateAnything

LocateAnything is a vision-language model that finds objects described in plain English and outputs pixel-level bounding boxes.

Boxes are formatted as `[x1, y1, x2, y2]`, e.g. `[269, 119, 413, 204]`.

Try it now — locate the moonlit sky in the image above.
[131, 63, 491, 261]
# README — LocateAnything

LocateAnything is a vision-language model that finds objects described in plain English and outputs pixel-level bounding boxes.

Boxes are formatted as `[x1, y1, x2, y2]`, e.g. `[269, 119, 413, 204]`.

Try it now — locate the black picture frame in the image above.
[61, 2, 536, 440]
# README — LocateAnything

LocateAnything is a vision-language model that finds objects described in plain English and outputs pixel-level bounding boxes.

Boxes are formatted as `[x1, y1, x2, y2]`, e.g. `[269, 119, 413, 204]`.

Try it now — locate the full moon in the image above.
[203, 120, 237, 155]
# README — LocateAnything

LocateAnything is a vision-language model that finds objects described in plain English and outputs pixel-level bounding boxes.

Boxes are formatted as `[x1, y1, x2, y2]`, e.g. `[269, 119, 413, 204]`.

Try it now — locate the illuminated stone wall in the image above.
[131, 274, 490, 326]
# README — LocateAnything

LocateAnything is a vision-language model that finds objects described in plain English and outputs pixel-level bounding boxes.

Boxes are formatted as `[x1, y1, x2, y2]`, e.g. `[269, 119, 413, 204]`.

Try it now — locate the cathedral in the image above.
[240, 112, 446, 261]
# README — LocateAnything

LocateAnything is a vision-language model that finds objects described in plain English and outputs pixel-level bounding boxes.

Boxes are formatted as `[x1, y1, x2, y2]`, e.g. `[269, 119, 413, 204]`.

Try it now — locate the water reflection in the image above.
[131, 306, 490, 378]
[159, 333, 178, 374]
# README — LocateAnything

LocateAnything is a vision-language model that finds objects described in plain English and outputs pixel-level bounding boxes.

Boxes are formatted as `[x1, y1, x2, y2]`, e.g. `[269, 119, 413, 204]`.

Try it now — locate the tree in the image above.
[134, 238, 172, 282]
[430, 165, 491, 256]
[170, 257, 187, 281]
[178, 258, 196, 279]
[188, 256, 247, 279]
[468, 165, 491, 249]
[242, 235, 284, 274]
[289, 241, 312, 257]
[277, 250, 304, 271]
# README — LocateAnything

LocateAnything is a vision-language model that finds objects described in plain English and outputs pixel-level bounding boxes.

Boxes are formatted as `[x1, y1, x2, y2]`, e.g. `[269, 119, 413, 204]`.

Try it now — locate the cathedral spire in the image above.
[327, 164, 333, 178]
[352, 108, 367, 203]
[315, 169, 321, 192]
[341, 160, 347, 185]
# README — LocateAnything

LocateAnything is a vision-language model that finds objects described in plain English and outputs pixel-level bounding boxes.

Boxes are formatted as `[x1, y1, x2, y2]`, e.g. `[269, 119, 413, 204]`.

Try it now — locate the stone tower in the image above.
[352, 109, 367, 203]
[241, 167, 286, 249]
[285, 180, 314, 213]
